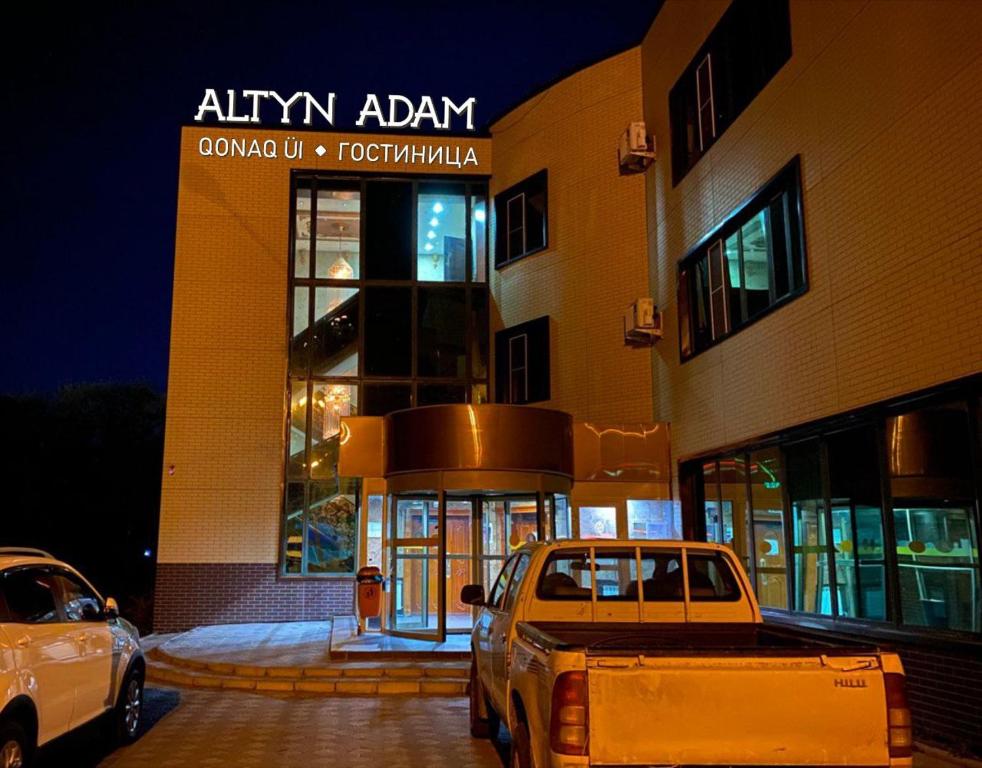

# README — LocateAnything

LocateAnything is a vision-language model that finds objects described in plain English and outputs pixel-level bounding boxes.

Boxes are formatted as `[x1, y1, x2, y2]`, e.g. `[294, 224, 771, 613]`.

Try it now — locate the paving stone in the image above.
[255, 680, 295, 692]
[336, 680, 378, 694]
[377, 680, 421, 695]
[92, 687, 504, 768]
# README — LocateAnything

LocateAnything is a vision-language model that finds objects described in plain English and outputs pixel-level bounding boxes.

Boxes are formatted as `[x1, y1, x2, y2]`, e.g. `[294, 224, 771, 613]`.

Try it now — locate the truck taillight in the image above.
[550, 671, 588, 756]
[884, 672, 912, 758]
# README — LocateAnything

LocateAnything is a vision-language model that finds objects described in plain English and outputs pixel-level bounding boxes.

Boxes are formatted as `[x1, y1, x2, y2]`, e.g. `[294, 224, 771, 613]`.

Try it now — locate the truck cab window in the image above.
[686, 551, 741, 601]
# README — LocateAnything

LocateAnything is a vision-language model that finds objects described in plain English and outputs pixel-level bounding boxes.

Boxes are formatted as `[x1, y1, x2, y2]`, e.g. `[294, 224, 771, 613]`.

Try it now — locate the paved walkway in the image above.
[36, 687, 506, 768]
[154, 621, 333, 666]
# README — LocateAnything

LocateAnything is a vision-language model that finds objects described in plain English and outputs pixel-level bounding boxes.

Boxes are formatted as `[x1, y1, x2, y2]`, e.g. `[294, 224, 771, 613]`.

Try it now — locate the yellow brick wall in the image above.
[159, 129, 491, 564]
[490, 49, 654, 423]
[641, 0, 982, 462]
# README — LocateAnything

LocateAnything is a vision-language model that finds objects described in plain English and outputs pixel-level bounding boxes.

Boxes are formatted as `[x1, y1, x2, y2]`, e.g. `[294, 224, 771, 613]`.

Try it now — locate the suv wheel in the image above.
[0, 720, 30, 768]
[112, 667, 144, 744]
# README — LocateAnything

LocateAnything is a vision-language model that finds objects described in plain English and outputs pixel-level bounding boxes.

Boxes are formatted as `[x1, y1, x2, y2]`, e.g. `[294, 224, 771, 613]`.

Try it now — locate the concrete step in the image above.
[146, 646, 470, 697]
[147, 659, 468, 696]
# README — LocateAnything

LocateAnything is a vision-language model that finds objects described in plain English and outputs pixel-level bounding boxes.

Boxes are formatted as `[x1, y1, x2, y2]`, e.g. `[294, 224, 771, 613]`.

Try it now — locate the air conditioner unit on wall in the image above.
[618, 121, 655, 175]
[624, 298, 663, 346]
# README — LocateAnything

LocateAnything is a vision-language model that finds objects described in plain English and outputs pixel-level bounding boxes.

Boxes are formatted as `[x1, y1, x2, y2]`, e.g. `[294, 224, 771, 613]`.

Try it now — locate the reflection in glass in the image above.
[471, 194, 487, 282]
[311, 287, 358, 376]
[580, 506, 617, 539]
[309, 383, 357, 480]
[828, 426, 886, 620]
[284, 483, 305, 574]
[446, 500, 474, 631]
[365, 181, 413, 280]
[471, 288, 489, 379]
[291, 287, 309, 375]
[418, 189, 466, 281]
[315, 188, 360, 279]
[893, 506, 979, 632]
[627, 499, 679, 539]
[750, 447, 788, 609]
[294, 186, 312, 278]
[365, 287, 412, 376]
[719, 455, 751, 571]
[788, 441, 831, 615]
[362, 384, 412, 416]
[554, 495, 571, 539]
[288, 382, 307, 477]
[306, 480, 358, 574]
[417, 288, 466, 377]
[417, 384, 466, 406]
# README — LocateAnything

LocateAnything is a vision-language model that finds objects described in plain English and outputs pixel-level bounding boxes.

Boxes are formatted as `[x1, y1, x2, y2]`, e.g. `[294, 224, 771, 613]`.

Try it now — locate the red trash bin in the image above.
[356, 566, 383, 619]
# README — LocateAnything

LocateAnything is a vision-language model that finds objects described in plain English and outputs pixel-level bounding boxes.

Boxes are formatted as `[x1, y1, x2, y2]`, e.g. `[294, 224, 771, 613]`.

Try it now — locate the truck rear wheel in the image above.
[510, 720, 532, 768]
[468, 659, 499, 738]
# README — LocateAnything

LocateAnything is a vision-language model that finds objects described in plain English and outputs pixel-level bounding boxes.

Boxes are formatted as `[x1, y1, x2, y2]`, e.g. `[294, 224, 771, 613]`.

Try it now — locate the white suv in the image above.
[0, 548, 144, 768]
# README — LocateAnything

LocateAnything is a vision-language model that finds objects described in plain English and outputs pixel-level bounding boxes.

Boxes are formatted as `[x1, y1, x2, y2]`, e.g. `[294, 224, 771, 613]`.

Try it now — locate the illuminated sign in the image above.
[194, 89, 477, 131]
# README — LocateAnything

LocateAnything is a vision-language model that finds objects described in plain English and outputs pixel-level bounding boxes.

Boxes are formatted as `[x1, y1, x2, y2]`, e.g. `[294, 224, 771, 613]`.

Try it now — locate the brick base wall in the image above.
[900, 645, 982, 756]
[153, 563, 354, 633]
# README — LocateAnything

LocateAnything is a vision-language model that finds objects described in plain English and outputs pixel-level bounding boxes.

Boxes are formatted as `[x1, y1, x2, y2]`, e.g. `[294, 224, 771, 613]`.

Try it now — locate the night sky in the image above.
[1, 2, 661, 395]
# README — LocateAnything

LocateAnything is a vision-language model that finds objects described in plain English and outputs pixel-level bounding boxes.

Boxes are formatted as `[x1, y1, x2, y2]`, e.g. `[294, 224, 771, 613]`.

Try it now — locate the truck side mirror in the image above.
[460, 584, 486, 606]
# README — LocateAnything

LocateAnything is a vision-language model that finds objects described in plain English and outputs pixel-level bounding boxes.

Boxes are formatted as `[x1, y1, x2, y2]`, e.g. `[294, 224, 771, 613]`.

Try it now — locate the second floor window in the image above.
[494, 170, 547, 268]
[495, 316, 550, 404]
[670, 0, 792, 185]
[678, 156, 806, 360]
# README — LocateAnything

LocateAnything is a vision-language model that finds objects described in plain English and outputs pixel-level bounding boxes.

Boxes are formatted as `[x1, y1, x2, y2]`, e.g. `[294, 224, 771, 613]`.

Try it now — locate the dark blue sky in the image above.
[1, 2, 660, 394]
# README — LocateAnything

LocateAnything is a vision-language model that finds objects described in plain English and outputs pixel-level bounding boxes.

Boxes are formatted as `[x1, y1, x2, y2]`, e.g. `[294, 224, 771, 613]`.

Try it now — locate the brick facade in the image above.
[153, 563, 354, 633]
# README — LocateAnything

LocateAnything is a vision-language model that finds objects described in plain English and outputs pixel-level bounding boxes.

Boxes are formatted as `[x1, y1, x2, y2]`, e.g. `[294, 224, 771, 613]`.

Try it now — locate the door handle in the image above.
[15, 636, 30, 648]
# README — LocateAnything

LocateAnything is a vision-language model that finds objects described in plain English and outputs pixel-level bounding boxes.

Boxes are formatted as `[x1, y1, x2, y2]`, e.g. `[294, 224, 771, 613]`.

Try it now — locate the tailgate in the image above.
[587, 654, 890, 766]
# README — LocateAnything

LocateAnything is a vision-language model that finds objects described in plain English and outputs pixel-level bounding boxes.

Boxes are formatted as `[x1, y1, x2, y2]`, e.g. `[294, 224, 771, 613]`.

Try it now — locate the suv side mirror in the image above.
[105, 597, 119, 619]
[460, 584, 486, 606]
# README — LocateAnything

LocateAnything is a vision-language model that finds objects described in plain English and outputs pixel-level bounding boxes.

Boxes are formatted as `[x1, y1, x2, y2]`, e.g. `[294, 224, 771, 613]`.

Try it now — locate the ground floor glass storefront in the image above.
[682, 378, 981, 637]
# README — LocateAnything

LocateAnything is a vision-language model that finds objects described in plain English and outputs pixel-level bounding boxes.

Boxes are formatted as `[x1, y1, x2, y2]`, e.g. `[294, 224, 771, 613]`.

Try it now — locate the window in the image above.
[627, 500, 679, 539]
[670, 0, 792, 184]
[494, 316, 550, 404]
[681, 381, 982, 637]
[488, 555, 518, 610]
[687, 551, 742, 601]
[538, 550, 593, 600]
[678, 156, 806, 360]
[579, 507, 617, 539]
[1, 568, 59, 624]
[287, 175, 492, 574]
[417, 185, 466, 282]
[49, 570, 102, 622]
[494, 170, 547, 267]
[503, 554, 531, 611]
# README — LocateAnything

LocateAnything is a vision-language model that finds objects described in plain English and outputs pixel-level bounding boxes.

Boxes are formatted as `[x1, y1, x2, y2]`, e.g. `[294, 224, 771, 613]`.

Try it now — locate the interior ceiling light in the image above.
[429, 216, 439, 227]
[432, 202, 444, 213]
[426, 230, 436, 240]
[474, 206, 486, 223]
[424, 242, 434, 252]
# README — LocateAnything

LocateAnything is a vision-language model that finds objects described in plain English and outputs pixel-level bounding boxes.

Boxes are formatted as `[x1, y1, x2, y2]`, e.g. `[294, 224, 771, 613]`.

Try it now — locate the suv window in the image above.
[1, 568, 60, 624]
[502, 554, 531, 612]
[50, 569, 103, 621]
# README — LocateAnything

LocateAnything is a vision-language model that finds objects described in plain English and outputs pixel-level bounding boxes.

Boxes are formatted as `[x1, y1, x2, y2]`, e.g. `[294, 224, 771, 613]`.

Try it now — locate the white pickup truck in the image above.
[462, 539, 913, 768]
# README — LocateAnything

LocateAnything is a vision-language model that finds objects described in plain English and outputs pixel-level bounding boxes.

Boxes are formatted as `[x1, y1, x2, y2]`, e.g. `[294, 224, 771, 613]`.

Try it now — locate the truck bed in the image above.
[517, 620, 882, 656]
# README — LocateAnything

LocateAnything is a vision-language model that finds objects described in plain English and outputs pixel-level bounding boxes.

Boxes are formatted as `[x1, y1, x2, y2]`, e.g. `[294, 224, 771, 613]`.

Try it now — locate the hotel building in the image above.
[156, 0, 982, 752]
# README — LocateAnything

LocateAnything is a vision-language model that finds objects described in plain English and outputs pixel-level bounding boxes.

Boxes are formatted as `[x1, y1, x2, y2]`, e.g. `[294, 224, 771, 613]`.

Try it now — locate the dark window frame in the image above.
[669, 0, 793, 186]
[678, 156, 806, 362]
[494, 169, 548, 269]
[494, 316, 550, 405]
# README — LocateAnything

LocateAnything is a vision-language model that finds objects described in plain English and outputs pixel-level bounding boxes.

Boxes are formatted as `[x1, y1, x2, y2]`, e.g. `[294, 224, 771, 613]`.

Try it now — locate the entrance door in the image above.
[445, 499, 474, 632]
[479, 497, 539, 595]
[389, 496, 443, 639]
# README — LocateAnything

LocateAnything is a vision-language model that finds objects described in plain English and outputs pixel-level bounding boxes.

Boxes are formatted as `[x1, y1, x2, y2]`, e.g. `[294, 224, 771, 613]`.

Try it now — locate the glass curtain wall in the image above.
[686, 389, 981, 636]
[284, 175, 490, 576]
